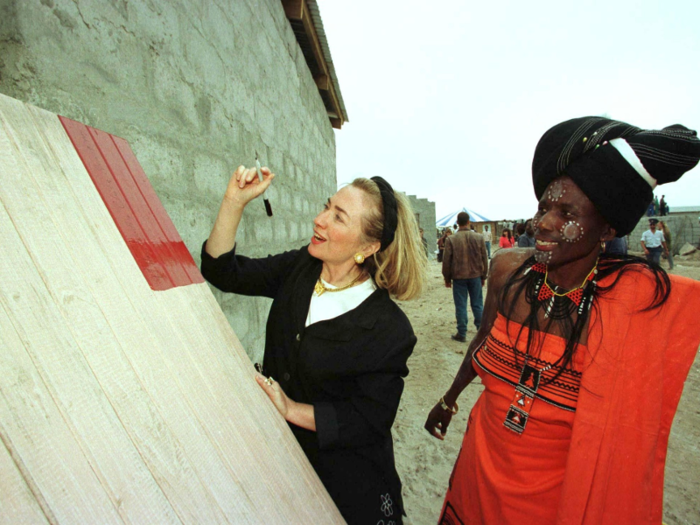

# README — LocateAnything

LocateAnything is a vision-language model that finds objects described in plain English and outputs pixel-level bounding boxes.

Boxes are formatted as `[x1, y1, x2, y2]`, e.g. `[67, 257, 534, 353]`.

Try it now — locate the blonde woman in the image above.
[202, 167, 426, 524]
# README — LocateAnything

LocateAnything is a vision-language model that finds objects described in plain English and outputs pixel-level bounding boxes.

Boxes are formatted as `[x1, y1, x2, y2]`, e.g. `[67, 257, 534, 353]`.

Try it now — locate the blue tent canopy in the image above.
[436, 207, 491, 227]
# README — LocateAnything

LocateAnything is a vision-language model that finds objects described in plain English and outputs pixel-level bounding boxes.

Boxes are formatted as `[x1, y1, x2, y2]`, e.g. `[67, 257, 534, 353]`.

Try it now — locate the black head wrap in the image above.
[532, 116, 700, 236]
[370, 176, 398, 251]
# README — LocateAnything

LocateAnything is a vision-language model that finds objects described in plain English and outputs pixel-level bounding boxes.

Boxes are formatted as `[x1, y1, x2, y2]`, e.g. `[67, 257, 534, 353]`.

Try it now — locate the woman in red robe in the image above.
[425, 117, 700, 524]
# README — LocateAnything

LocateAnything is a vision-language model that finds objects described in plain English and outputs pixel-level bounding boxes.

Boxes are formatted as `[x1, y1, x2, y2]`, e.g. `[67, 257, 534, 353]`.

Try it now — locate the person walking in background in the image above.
[659, 195, 667, 216]
[437, 228, 452, 262]
[659, 220, 674, 270]
[604, 235, 628, 255]
[513, 223, 523, 244]
[482, 225, 492, 258]
[419, 228, 429, 258]
[499, 229, 515, 249]
[647, 198, 655, 217]
[442, 212, 488, 343]
[641, 217, 668, 265]
[517, 219, 536, 247]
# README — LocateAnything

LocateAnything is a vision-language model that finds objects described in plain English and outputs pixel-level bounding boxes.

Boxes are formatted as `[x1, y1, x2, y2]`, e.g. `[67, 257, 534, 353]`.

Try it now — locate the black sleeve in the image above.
[314, 321, 416, 450]
[200, 241, 301, 299]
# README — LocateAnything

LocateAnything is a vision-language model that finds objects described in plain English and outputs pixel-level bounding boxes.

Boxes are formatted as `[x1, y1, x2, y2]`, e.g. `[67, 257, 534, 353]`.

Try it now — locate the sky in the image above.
[318, 0, 700, 222]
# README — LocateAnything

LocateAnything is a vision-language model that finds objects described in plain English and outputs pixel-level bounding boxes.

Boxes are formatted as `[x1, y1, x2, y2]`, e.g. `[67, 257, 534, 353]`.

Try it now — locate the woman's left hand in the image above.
[255, 373, 291, 418]
[255, 373, 317, 431]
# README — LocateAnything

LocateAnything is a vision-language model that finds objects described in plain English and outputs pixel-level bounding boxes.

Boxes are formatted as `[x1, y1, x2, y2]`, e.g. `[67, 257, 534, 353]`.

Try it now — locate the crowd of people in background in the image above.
[647, 193, 670, 216]
[432, 203, 678, 270]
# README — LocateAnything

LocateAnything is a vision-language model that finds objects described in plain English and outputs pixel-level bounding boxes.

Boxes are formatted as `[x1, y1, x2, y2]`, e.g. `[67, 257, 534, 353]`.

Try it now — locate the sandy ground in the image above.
[393, 250, 700, 524]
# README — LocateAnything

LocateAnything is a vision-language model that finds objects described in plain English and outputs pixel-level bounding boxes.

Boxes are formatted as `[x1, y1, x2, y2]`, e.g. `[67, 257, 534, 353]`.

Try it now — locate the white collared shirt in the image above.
[306, 278, 377, 327]
[641, 229, 665, 248]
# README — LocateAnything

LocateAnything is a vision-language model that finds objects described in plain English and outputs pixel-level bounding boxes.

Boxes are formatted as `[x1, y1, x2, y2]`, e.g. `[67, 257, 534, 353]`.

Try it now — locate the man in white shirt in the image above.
[640, 218, 668, 265]
[482, 225, 492, 258]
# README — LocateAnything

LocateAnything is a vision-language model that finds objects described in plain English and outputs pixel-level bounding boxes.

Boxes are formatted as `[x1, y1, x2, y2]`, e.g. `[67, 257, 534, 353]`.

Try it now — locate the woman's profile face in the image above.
[308, 185, 377, 266]
[531, 176, 611, 267]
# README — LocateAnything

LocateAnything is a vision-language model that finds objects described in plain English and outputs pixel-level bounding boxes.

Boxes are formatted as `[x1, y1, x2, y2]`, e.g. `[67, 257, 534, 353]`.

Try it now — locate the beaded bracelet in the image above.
[439, 396, 459, 414]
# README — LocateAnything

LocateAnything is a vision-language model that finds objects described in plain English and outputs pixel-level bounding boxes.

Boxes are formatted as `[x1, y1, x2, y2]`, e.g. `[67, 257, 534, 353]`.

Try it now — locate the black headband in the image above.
[371, 176, 398, 251]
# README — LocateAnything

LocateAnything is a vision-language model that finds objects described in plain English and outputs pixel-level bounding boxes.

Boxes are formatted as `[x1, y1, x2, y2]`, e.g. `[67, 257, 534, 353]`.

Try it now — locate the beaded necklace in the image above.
[525, 260, 598, 319]
[504, 259, 598, 434]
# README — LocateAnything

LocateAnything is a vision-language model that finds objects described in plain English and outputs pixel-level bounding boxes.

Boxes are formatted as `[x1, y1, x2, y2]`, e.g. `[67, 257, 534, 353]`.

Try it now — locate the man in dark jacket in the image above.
[517, 219, 536, 247]
[442, 212, 489, 342]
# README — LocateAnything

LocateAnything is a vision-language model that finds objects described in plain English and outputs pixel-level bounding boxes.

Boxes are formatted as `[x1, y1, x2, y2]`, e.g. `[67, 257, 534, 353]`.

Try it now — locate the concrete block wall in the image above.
[405, 194, 437, 255]
[628, 213, 700, 254]
[0, 0, 337, 362]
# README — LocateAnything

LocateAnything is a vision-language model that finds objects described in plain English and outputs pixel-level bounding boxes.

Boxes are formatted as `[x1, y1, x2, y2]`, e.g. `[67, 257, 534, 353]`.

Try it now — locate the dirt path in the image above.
[394, 253, 700, 524]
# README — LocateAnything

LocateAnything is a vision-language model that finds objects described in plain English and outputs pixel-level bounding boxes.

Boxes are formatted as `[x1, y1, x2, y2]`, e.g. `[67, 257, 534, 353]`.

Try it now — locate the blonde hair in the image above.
[351, 178, 427, 301]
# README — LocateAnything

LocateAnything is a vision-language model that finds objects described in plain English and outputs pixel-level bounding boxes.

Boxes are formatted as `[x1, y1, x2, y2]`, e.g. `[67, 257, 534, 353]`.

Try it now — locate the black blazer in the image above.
[201, 243, 416, 521]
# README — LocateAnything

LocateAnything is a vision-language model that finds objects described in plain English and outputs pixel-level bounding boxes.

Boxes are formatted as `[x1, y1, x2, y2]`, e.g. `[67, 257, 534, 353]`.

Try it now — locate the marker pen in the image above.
[255, 150, 273, 217]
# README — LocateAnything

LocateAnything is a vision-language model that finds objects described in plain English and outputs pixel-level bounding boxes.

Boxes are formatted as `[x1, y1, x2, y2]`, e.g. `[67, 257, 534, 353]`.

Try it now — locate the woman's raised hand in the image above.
[224, 165, 275, 208]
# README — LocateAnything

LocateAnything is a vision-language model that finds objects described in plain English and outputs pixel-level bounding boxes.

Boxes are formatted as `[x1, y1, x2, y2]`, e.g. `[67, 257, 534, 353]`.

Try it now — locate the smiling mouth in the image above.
[536, 239, 558, 249]
[311, 232, 327, 245]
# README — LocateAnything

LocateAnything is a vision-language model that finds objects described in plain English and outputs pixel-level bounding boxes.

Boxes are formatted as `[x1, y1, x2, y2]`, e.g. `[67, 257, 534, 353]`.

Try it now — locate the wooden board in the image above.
[0, 93, 344, 524]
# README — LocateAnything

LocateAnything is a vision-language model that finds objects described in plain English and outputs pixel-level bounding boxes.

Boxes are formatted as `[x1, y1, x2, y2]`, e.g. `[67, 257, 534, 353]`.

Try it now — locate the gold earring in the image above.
[600, 240, 606, 250]
[354, 253, 365, 264]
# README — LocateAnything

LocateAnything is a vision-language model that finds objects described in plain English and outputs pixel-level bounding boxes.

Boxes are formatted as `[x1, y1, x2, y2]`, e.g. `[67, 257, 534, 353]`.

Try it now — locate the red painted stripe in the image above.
[112, 136, 203, 285]
[59, 116, 199, 290]
[88, 127, 191, 288]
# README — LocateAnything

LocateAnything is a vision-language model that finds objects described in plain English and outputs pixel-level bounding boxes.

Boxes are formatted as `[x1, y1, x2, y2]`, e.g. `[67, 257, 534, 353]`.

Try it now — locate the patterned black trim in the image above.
[473, 333, 581, 412]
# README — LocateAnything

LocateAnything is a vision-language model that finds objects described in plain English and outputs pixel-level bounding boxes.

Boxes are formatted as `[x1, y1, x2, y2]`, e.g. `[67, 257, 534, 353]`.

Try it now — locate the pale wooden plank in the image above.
[0, 98, 233, 523]
[166, 283, 342, 516]
[26, 105, 259, 523]
[0, 214, 122, 524]
[153, 286, 338, 517]
[0, 115, 185, 525]
[0, 413, 50, 525]
[24, 101, 276, 522]
[25, 103, 344, 521]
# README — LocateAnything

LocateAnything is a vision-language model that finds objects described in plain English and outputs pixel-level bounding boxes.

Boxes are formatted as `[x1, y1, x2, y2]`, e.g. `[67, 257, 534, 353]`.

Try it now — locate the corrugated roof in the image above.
[305, 0, 348, 123]
[282, 0, 348, 128]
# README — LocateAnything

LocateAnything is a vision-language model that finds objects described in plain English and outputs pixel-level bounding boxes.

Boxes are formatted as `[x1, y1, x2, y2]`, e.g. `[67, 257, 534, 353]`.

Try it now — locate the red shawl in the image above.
[557, 270, 700, 524]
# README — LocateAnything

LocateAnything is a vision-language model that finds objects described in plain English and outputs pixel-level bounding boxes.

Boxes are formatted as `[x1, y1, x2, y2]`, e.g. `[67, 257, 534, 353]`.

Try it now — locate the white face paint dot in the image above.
[547, 180, 565, 202]
[535, 250, 553, 264]
[561, 221, 583, 243]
